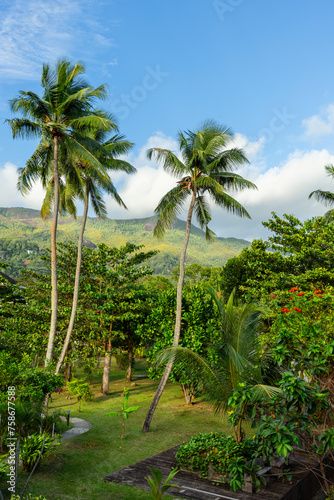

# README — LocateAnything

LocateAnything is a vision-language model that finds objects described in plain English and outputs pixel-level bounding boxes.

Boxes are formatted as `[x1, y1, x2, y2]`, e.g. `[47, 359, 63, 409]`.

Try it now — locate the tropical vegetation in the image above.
[1, 56, 334, 499]
[143, 120, 256, 432]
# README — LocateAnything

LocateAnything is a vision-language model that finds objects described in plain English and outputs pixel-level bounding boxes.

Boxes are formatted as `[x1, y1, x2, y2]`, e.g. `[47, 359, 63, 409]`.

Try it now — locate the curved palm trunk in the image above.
[142, 190, 196, 432]
[55, 180, 89, 374]
[45, 136, 60, 366]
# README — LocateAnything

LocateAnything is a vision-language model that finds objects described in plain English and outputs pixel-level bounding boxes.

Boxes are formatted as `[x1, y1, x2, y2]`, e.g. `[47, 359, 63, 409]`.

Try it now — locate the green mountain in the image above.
[0, 207, 249, 278]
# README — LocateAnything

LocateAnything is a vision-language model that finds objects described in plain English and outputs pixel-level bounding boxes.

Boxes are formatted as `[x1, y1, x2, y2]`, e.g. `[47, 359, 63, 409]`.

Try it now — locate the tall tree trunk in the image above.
[45, 135, 60, 366]
[142, 190, 196, 432]
[126, 348, 134, 382]
[101, 338, 112, 395]
[64, 361, 72, 382]
[55, 181, 89, 374]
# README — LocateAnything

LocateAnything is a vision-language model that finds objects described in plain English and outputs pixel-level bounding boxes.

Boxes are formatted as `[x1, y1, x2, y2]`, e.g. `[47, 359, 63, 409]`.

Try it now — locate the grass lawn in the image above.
[2, 359, 230, 500]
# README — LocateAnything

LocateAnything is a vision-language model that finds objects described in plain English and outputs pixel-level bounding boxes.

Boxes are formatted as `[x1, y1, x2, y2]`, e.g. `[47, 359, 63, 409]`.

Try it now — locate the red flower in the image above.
[281, 307, 290, 314]
[293, 307, 302, 312]
[290, 287, 299, 292]
[270, 295, 275, 298]
[297, 292, 305, 296]
[314, 290, 322, 294]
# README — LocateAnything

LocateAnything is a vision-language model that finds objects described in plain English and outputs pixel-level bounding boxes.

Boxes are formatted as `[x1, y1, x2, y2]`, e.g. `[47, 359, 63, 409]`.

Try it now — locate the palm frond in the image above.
[309, 189, 334, 206]
[194, 195, 215, 241]
[147, 148, 187, 177]
[209, 190, 252, 219]
[153, 185, 190, 238]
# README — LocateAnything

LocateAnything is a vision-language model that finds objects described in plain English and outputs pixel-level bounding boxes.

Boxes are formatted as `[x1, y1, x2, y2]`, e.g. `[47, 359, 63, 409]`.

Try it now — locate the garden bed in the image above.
[104, 444, 325, 499]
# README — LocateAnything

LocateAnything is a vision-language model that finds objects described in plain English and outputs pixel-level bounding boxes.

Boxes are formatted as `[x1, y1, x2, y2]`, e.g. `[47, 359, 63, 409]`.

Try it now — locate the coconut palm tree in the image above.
[7, 59, 114, 366]
[142, 120, 257, 432]
[309, 164, 334, 206]
[54, 131, 135, 375]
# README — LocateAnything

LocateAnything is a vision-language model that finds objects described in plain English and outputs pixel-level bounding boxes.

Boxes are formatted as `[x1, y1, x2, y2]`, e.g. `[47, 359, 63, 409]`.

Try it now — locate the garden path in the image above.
[60, 417, 92, 441]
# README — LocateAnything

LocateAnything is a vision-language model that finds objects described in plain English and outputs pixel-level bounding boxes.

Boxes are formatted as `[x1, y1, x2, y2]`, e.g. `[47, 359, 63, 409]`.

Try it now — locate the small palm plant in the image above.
[145, 466, 179, 499]
[105, 389, 141, 438]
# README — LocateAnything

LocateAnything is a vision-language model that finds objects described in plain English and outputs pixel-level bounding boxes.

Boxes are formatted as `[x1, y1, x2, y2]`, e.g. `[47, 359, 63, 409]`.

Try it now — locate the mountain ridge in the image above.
[0, 207, 250, 277]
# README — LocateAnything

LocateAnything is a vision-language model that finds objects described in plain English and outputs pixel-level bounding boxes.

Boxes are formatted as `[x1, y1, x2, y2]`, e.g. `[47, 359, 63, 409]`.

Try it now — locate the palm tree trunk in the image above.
[142, 190, 196, 432]
[55, 181, 89, 374]
[45, 136, 60, 366]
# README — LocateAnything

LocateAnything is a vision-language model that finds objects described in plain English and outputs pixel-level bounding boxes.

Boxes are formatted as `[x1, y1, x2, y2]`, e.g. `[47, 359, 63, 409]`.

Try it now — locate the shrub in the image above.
[20, 433, 60, 472]
[67, 379, 93, 402]
[114, 352, 129, 371]
[176, 432, 258, 491]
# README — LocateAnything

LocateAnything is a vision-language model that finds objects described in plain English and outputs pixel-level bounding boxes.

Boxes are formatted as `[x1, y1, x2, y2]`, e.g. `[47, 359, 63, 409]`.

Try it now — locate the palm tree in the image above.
[142, 120, 257, 432]
[309, 164, 334, 206]
[7, 59, 114, 366]
[54, 131, 135, 375]
[153, 288, 280, 441]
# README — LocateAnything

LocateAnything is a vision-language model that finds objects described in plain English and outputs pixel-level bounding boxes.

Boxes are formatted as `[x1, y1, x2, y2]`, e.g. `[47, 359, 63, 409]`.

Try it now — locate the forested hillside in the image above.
[0, 207, 249, 278]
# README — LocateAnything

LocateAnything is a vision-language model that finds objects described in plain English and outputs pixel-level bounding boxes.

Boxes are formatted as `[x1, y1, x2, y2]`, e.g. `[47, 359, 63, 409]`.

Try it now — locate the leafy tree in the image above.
[141, 284, 220, 404]
[143, 120, 256, 432]
[80, 243, 156, 394]
[221, 213, 334, 303]
[7, 59, 114, 366]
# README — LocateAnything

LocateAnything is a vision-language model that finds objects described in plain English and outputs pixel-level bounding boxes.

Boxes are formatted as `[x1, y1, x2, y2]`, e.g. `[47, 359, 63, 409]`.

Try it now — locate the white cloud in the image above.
[210, 148, 334, 240]
[105, 133, 179, 219]
[105, 133, 334, 242]
[0, 162, 45, 208]
[302, 103, 334, 140]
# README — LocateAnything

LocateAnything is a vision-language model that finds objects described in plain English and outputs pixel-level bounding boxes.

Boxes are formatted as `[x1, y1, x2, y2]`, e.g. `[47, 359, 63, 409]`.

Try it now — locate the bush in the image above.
[114, 352, 129, 371]
[67, 379, 93, 402]
[176, 432, 258, 491]
[20, 432, 60, 472]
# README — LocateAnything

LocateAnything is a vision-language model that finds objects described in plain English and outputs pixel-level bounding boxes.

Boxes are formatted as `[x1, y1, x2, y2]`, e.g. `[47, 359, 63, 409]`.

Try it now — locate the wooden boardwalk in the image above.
[104, 445, 322, 500]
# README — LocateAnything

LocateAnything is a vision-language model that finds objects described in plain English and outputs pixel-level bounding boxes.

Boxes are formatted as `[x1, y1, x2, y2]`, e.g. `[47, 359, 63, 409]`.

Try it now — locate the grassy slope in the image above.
[0, 207, 249, 276]
[4, 359, 230, 500]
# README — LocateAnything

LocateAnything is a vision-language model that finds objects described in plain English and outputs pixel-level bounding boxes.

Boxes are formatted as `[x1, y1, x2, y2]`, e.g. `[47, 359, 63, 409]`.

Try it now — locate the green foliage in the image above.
[251, 373, 330, 462]
[105, 389, 141, 438]
[145, 466, 179, 499]
[268, 287, 334, 378]
[67, 379, 93, 403]
[0, 239, 45, 278]
[176, 432, 258, 491]
[0, 354, 63, 403]
[149, 120, 254, 241]
[154, 289, 276, 413]
[144, 284, 220, 392]
[0, 454, 9, 479]
[0, 207, 248, 276]
[20, 433, 60, 472]
[221, 213, 334, 302]
[114, 352, 131, 371]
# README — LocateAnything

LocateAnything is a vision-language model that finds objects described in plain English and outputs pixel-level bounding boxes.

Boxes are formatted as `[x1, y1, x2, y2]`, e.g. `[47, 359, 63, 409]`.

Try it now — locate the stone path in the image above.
[60, 416, 92, 441]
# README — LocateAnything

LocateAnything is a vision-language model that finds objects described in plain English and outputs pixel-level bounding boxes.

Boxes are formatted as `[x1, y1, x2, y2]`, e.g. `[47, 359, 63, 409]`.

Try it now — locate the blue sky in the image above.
[1, 0, 334, 240]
